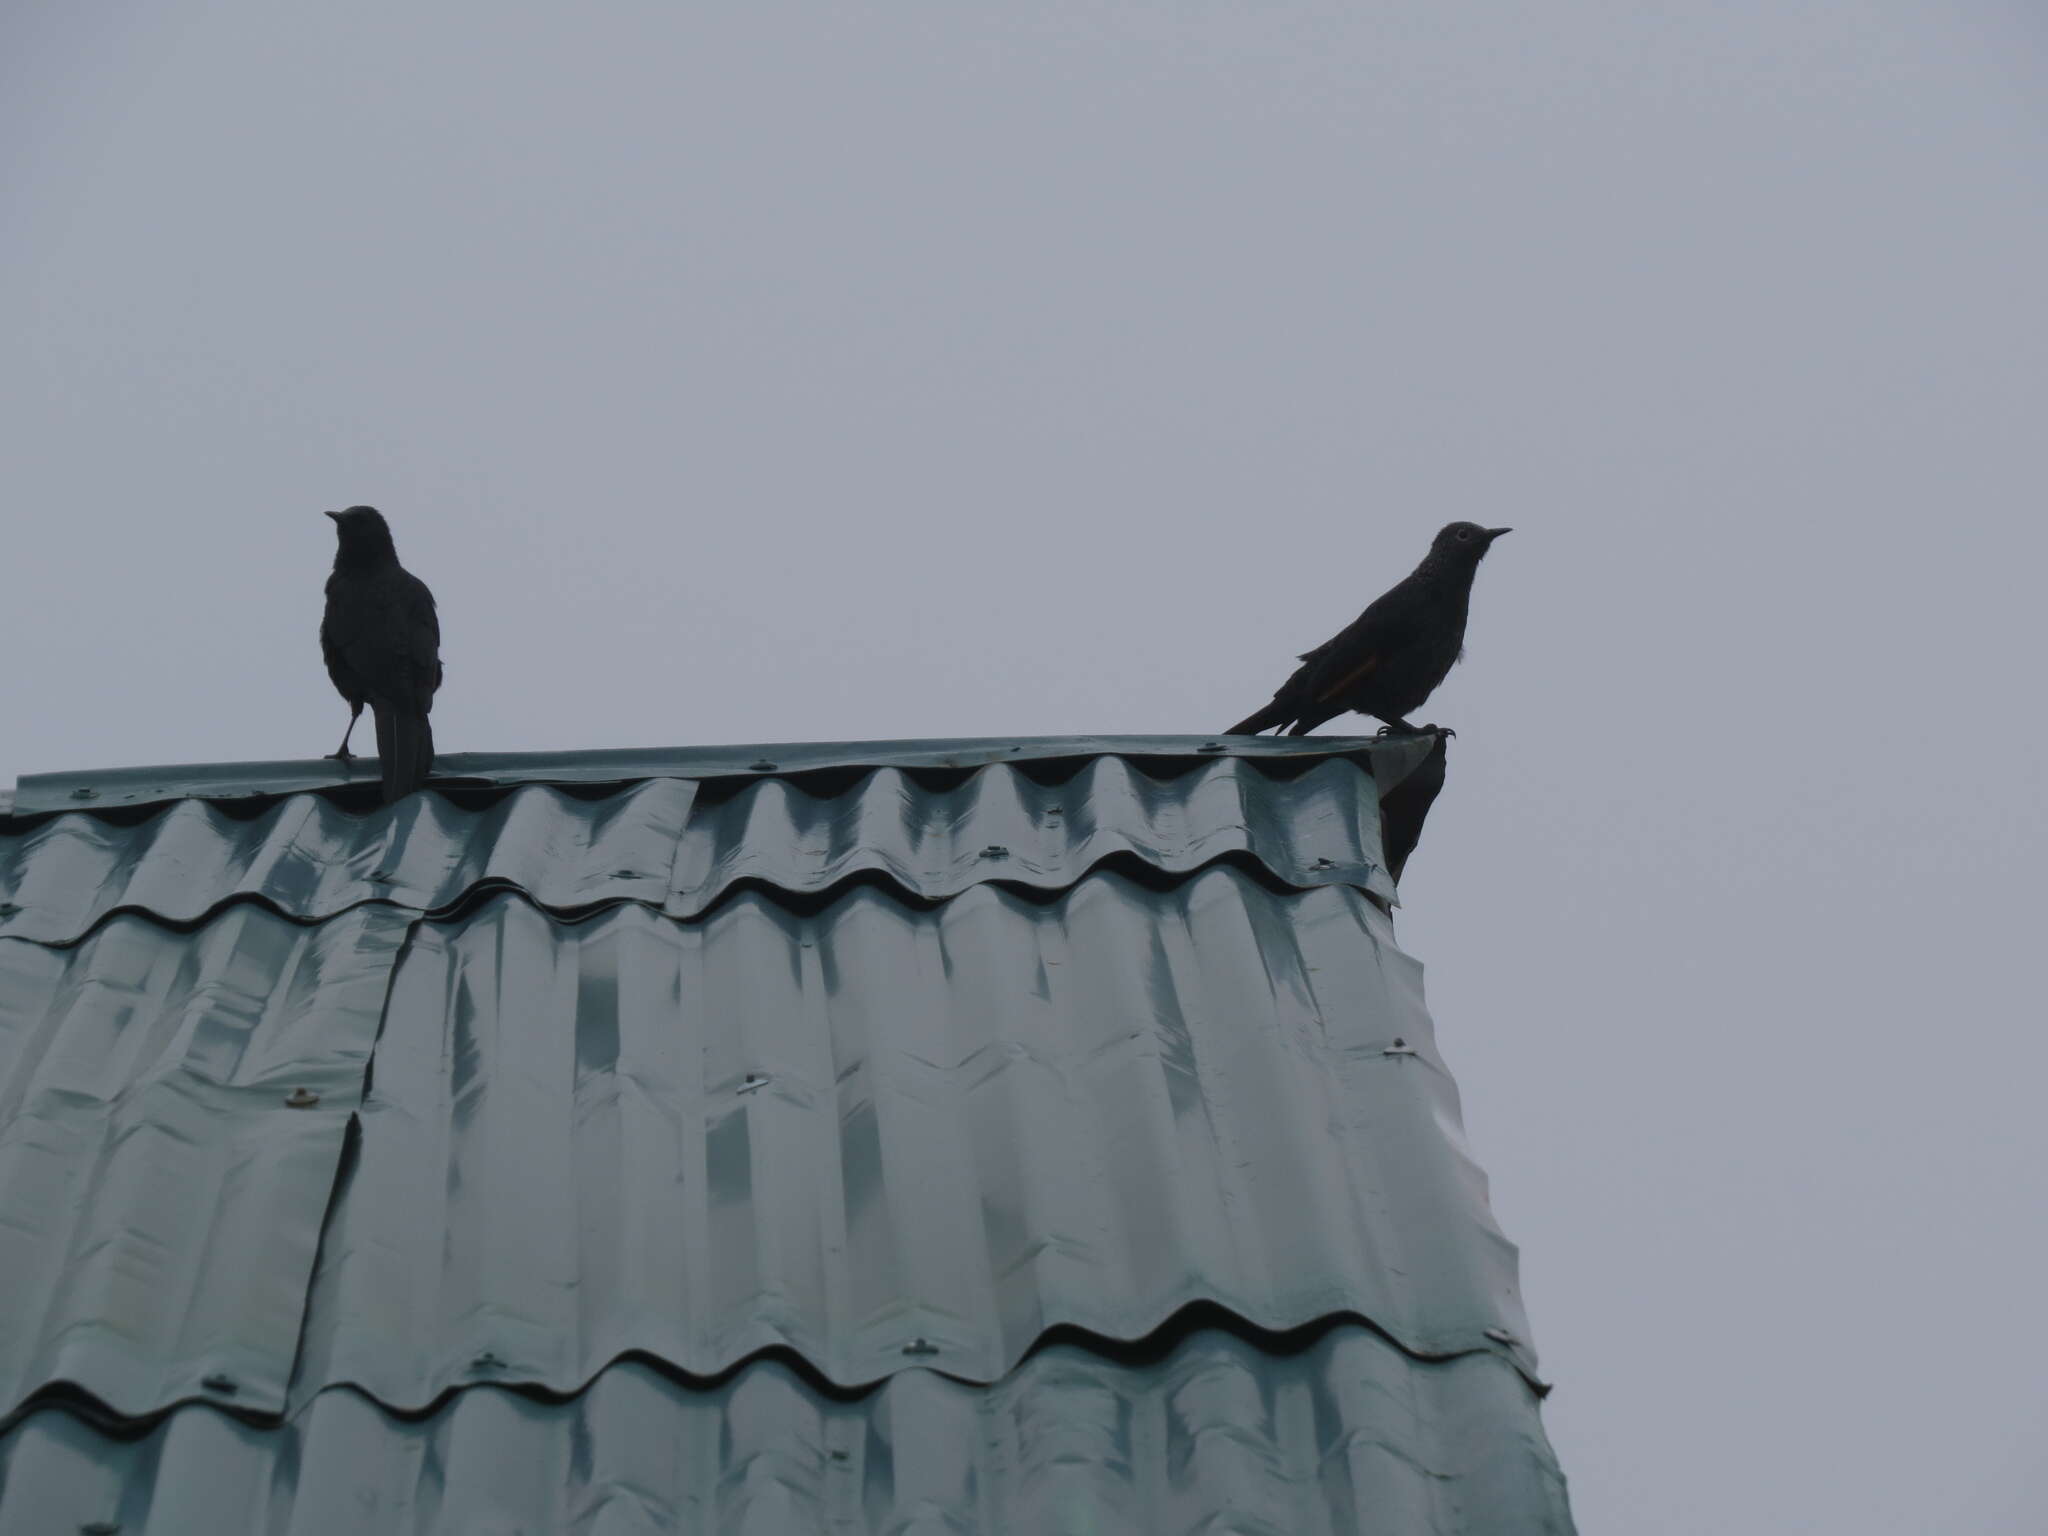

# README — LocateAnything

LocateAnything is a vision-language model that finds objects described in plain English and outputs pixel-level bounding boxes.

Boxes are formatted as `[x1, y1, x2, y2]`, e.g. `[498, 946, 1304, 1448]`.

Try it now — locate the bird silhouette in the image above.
[1226, 522, 1509, 737]
[320, 506, 442, 802]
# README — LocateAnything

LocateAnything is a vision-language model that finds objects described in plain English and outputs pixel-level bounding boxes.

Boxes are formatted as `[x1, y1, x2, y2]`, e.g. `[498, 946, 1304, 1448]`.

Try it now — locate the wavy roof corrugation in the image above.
[288, 872, 1530, 1410]
[0, 737, 1569, 1532]
[0, 755, 1398, 947]
[0, 1331, 1571, 1536]
[0, 905, 410, 1423]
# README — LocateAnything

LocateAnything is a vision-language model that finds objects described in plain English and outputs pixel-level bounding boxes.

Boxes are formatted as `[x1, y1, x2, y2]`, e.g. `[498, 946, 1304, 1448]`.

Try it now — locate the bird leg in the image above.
[328, 704, 363, 762]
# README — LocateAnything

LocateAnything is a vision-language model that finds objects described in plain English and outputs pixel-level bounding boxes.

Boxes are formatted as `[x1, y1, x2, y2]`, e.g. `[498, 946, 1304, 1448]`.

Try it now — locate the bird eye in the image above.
[1457, 529, 1471, 541]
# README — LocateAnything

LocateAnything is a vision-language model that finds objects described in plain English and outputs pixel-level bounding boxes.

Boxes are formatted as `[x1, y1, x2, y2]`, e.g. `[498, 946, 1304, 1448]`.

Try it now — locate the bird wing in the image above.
[327, 569, 441, 713]
[399, 569, 443, 701]
[1310, 650, 1381, 704]
[1294, 593, 1401, 705]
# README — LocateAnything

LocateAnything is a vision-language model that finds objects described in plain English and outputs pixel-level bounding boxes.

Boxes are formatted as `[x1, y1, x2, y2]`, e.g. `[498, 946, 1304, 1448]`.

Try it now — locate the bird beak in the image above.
[324, 510, 342, 522]
[1485, 527, 1512, 540]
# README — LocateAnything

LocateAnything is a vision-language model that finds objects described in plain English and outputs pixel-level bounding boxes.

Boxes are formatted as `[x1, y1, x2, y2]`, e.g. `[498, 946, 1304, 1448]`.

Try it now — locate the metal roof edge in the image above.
[13, 733, 1442, 816]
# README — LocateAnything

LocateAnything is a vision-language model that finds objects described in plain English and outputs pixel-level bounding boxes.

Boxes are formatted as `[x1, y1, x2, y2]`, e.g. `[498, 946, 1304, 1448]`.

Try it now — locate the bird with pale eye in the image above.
[319, 506, 443, 803]
[1227, 521, 1510, 738]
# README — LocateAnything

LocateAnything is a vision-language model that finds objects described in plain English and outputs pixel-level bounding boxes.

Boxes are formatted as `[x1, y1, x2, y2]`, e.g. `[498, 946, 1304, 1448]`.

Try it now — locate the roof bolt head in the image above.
[979, 844, 1009, 860]
[1312, 856, 1336, 869]
[738, 1073, 769, 1094]
[1382, 1039, 1417, 1057]
[902, 1337, 939, 1357]
[829, 1448, 851, 1462]
[749, 759, 777, 771]
[366, 870, 395, 884]
[285, 1088, 320, 1108]
[80, 1523, 122, 1536]
[201, 1372, 239, 1395]
[1197, 742, 1227, 753]
[1484, 1327, 1518, 1347]
[70, 787, 98, 800]
[612, 869, 642, 880]
[472, 1350, 505, 1371]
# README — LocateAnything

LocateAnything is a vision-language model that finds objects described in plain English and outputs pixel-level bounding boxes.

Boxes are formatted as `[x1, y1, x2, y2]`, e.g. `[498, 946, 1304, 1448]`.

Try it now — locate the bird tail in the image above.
[411, 714, 436, 795]
[1225, 700, 1291, 736]
[373, 703, 435, 804]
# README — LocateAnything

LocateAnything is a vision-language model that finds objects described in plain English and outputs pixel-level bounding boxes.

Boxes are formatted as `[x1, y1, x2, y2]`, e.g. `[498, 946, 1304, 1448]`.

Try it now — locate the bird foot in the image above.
[1375, 722, 1455, 740]
[326, 749, 356, 763]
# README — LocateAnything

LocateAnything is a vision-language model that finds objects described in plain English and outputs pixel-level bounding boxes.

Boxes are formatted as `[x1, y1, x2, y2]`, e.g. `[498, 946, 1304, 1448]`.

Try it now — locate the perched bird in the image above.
[320, 506, 442, 803]
[1226, 522, 1510, 737]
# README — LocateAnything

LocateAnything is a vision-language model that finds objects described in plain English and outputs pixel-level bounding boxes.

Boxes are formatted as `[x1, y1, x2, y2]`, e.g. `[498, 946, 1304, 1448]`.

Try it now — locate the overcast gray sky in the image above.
[6, 3, 2046, 1530]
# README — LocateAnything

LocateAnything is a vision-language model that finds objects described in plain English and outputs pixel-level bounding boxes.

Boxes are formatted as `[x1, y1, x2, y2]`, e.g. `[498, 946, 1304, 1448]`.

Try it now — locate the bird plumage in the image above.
[320, 506, 442, 803]
[1227, 521, 1509, 737]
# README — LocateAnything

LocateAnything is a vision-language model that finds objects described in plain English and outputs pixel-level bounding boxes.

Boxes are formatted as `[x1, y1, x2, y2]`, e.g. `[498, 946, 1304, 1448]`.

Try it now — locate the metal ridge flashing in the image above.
[13, 733, 1441, 815]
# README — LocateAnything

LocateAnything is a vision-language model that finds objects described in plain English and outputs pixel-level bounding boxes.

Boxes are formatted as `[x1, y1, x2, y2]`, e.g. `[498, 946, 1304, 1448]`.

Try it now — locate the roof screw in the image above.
[472, 1350, 505, 1371]
[201, 1372, 239, 1395]
[829, 1447, 850, 1462]
[979, 845, 1009, 859]
[738, 1073, 769, 1095]
[749, 759, 777, 771]
[1044, 805, 1062, 815]
[1382, 1039, 1417, 1057]
[80, 1523, 122, 1536]
[70, 787, 98, 800]
[366, 870, 395, 884]
[285, 1088, 320, 1108]
[612, 869, 642, 880]
[1484, 1328, 1518, 1347]
[1311, 856, 1336, 869]
[1196, 742, 1227, 753]
[901, 1337, 939, 1357]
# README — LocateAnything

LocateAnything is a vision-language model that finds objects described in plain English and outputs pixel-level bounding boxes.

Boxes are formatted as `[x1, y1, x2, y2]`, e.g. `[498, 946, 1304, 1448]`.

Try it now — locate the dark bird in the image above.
[1226, 521, 1510, 737]
[320, 506, 442, 803]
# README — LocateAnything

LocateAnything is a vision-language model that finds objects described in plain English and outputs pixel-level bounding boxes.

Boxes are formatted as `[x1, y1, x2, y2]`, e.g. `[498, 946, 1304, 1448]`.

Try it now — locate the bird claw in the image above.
[1374, 722, 1455, 741]
[326, 749, 356, 763]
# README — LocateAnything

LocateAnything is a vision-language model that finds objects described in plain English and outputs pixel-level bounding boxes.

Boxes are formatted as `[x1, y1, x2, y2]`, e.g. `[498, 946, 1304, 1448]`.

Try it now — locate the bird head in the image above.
[1430, 521, 1511, 565]
[325, 505, 398, 564]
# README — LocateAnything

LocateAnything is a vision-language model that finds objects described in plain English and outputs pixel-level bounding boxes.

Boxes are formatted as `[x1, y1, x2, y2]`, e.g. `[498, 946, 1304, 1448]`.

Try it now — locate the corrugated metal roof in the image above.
[0, 736, 1570, 1532]
[289, 871, 1530, 1410]
[0, 1329, 1570, 1536]
[0, 755, 1399, 947]
[0, 905, 411, 1423]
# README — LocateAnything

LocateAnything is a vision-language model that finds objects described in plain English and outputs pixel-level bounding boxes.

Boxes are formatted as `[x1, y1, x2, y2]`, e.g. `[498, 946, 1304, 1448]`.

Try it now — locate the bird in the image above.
[319, 506, 442, 803]
[1225, 521, 1510, 737]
